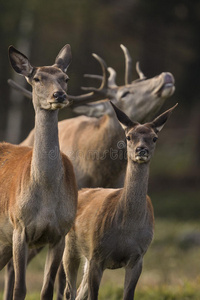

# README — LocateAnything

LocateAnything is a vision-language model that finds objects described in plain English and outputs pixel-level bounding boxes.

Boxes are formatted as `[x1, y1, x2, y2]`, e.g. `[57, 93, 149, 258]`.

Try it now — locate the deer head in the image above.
[111, 102, 178, 163]
[8, 44, 72, 111]
[73, 45, 175, 122]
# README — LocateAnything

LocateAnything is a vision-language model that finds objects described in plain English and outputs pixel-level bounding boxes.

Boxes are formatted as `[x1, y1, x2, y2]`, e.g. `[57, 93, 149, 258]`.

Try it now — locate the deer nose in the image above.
[53, 91, 67, 103]
[136, 147, 149, 156]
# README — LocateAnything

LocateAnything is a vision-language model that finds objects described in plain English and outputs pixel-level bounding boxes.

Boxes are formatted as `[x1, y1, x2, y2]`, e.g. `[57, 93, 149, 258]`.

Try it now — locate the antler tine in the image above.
[8, 79, 32, 99]
[81, 53, 108, 96]
[120, 44, 132, 85]
[136, 61, 146, 80]
[107, 67, 117, 88]
[84, 74, 103, 81]
[92, 53, 108, 91]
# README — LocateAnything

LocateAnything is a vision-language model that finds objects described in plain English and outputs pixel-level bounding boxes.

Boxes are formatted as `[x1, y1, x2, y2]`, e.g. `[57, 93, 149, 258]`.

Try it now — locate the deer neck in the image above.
[120, 159, 150, 223]
[31, 107, 63, 184]
[101, 113, 125, 146]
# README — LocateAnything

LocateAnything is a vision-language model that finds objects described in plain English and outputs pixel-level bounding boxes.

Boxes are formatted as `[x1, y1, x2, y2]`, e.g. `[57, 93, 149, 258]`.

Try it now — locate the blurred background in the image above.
[0, 0, 200, 298]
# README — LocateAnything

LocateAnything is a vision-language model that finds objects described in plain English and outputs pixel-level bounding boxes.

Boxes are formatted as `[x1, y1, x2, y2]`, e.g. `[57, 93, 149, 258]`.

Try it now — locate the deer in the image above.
[4, 45, 175, 300]
[17, 45, 175, 189]
[0, 44, 79, 300]
[63, 102, 177, 300]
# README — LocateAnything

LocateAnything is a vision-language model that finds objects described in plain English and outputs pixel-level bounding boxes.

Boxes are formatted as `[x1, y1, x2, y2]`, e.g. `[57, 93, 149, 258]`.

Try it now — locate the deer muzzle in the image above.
[53, 91, 67, 103]
[135, 147, 149, 163]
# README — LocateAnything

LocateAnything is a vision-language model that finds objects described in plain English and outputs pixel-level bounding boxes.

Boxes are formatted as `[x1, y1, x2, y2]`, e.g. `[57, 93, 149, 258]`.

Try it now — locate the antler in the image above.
[136, 61, 146, 80]
[120, 44, 132, 85]
[81, 53, 109, 96]
[8, 79, 32, 99]
[107, 67, 117, 88]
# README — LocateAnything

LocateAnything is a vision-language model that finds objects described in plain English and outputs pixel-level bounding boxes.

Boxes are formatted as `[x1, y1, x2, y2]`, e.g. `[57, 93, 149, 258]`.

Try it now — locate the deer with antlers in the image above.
[0, 44, 79, 300]
[63, 102, 177, 300]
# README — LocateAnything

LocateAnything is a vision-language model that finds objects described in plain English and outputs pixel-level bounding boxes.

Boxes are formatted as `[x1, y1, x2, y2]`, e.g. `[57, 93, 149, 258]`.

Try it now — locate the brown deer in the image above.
[19, 45, 175, 189]
[63, 102, 177, 300]
[0, 44, 78, 300]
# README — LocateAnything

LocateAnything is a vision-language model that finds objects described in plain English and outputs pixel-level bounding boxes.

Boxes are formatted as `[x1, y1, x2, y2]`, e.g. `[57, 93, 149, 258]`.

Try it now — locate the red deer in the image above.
[5, 45, 175, 300]
[63, 102, 177, 300]
[0, 44, 78, 300]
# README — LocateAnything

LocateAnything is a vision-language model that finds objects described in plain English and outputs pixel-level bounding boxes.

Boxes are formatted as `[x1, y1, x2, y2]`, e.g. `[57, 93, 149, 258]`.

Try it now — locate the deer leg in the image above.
[3, 260, 14, 300]
[63, 240, 81, 300]
[76, 258, 89, 300]
[1, 247, 13, 300]
[12, 228, 28, 300]
[56, 263, 66, 300]
[41, 238, 65, 300]
[3, 246, 44, 300]
[87, 259, 103, 300]
[123, 258, 143, 300]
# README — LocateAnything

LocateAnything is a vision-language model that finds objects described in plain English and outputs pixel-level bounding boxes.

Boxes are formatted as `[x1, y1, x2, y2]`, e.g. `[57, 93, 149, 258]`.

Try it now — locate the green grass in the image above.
[99, 281, 200, 300]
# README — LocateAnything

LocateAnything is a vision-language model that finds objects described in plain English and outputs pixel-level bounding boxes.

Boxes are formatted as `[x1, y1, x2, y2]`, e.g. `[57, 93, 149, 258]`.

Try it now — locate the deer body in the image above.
[0, 45, 77, 300]
[63, 103, 177, 300]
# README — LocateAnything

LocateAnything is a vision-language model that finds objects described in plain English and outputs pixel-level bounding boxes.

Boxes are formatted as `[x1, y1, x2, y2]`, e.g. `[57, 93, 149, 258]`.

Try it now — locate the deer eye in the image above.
[65, 76, 69, 83]
[33, 77, 40, 82]
[153, 137, 158, 143]
[126, 136, 131, 141]
[121, 91, 130, 98]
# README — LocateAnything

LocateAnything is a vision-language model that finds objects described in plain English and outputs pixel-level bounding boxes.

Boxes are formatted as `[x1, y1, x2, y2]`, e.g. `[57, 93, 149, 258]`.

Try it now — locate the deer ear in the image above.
[8, 46, 33, 77]
[110, 101, 137, 131]
[151, 103, 178, 133]
[54, 44, 72, 72]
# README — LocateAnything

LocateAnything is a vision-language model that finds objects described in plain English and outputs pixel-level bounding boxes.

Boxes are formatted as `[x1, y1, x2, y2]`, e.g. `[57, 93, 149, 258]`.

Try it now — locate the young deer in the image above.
[0, 45, 78, 300]
[63, 102, 177, 300]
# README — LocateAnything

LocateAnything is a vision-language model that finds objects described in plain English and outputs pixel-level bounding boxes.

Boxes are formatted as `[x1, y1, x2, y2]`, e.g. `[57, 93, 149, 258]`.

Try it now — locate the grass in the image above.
[99, 281, 200, 300]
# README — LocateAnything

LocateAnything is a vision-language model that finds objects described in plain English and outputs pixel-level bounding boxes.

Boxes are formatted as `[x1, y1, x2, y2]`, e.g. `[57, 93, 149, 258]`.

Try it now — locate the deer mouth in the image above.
[135, 154, 148, 163]
[155, 72, 175, 98]
[48, 98, 72, 110]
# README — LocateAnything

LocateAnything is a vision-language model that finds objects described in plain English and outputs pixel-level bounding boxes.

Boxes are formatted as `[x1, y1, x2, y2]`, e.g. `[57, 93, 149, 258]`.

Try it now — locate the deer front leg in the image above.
[87, 259, 103, 300]
[56, 263, 66, 300]
[63, 240, 81, 300]
[3, 246, 43, 300]
[41, 238, 65, 300]
[123, 258, 143, 300]
[76, 258, 89, 300]
[12, 228, 28, 300]
[3, 260, 14, 300]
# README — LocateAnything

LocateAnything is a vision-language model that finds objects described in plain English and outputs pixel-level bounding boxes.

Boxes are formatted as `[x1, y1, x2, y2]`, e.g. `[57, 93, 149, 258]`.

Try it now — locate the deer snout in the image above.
[136, 147, 149, 156]
[53, 91, 67, 103]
